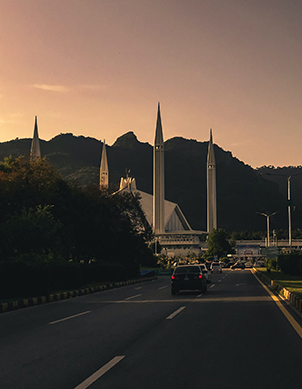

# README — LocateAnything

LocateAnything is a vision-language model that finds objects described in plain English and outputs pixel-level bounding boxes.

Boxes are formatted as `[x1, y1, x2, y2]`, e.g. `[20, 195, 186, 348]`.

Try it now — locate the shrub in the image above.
[278, 252, 302, 276]
[265, 258, 278, 270]
[0, 259, 133, 299]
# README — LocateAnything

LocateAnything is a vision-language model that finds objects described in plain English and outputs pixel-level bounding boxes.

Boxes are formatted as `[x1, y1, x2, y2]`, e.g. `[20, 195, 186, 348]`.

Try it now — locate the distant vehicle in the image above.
[211, 261, 222, 273]
[231, 261, 245, 269]
[244, 262, 253, 268]
[255, 260, 265, 267]
[199, 263, 211, 283]
[171, 265, 207, 295]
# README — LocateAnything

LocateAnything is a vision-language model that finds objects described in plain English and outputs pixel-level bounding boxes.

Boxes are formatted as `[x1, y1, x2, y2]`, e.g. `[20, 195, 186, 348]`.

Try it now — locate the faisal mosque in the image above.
[30, 105, 217, 257]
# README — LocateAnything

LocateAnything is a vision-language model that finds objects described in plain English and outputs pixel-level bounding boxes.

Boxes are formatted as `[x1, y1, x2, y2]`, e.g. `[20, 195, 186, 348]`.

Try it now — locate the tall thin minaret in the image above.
[153, 103, 165, 234]
[207, 128, 217, 232]
[30, 116, 41, 161]
[99, 140, 109, 189]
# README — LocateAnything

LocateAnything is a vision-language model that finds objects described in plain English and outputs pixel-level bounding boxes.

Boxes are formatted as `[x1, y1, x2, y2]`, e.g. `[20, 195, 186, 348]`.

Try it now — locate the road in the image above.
[1, 269, 302, 389]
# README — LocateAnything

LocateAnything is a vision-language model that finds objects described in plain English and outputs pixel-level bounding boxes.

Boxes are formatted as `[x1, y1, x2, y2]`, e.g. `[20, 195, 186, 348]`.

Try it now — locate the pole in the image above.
[267, 215, 270, 247]
[288, 176, 292, 250]
[257, 211, 277, 248]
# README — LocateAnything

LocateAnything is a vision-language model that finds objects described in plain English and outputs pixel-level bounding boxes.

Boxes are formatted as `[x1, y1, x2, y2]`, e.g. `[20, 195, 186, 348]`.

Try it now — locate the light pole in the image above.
[257, 212, 278, 247]
[265, 172, 302, 250]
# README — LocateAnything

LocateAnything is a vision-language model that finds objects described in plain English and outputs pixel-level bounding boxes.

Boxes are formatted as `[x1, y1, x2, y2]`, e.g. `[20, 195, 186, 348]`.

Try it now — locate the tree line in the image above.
[0, 156, 155, 298]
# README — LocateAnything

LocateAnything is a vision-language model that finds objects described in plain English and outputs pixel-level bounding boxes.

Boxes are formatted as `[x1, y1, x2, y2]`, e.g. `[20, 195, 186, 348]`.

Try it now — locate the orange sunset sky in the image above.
[1, 0, 302, 168]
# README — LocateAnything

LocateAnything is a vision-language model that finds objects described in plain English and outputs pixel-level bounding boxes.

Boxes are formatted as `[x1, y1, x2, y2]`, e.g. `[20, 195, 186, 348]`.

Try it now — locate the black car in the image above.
[171, 265, 207, 295]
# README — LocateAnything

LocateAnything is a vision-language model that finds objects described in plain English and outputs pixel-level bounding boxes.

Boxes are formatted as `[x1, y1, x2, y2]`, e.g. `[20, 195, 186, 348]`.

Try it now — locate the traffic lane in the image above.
[92, 272, 302, 389]
[0, 278, 187, 389]
[208, 269, 273, 298]
[0, 278, 167, 339]
[210, 270, 302, 327]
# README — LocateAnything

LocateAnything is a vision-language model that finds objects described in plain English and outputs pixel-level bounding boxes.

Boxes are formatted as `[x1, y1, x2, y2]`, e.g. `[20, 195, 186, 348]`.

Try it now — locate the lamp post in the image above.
[257, 212, 278, 247]
[265, 172, 302, 250]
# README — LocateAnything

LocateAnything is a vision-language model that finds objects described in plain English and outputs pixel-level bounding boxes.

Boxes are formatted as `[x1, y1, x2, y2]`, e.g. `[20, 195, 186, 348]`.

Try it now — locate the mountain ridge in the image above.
[0, 132, 301, 232]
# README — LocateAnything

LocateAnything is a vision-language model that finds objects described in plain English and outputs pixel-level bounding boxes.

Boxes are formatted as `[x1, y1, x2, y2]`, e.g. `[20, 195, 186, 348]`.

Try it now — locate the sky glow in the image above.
[1, 0, 302, 167]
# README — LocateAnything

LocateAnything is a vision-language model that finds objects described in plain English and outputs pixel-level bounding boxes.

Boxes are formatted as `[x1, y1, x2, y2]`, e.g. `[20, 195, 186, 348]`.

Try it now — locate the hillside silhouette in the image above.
[1, 132, 301, 232]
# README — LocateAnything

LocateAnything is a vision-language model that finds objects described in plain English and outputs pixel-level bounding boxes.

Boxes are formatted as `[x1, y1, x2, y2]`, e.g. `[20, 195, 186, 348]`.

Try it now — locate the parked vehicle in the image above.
[231, 261, 245, 269]
[171, 265, 207, 295]
[244, 262, 253, 268]
[199, 263, 211, 283]
[211, 261, 222, 273]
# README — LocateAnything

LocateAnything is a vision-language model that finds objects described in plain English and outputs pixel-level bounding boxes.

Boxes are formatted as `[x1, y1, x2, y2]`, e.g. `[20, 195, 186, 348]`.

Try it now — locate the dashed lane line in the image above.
[158, 286, 168, 290]
[74, 356, 125, 389]
[166, 306, 186, 320]
[124, 294, 142, 301]
[210, 284, 216, 288]
[49, 311, 91, 325]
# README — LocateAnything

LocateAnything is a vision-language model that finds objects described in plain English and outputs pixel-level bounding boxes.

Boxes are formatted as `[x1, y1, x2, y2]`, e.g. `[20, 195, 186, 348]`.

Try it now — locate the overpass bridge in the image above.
[235, 239, 302, 249]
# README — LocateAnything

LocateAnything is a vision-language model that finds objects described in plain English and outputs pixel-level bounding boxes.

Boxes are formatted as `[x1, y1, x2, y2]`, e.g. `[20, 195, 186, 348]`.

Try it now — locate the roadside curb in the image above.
[252, 268, 302, 314]
[0, 276, 157, 314]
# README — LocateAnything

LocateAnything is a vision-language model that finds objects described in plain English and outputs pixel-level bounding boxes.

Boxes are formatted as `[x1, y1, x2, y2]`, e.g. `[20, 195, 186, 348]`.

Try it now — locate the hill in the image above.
[0, 132, 301, 232]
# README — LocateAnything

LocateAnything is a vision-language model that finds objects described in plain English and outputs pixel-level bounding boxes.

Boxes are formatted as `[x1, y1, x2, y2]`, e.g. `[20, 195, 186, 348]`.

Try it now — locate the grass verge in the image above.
[256, 267, 302, 299]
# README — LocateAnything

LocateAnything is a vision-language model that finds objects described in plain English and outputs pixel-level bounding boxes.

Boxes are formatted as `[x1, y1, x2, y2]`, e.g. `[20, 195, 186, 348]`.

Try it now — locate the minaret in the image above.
[30, 116, 41, 161]
[99, 140, 109, 189]
[153, 103, 165, 234]
[207, 128, 217, 232]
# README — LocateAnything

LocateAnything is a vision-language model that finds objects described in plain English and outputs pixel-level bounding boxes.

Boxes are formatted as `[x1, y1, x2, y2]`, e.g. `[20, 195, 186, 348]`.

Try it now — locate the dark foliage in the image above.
[278, 252, 302, 276]
[0, 157, 153, 297]
[0, 260, 129, 299]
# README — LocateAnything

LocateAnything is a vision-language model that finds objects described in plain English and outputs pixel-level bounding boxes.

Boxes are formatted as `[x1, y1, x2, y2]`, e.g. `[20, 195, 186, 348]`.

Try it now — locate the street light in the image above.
[257, 211, 278, 247]
[265, 172, 302, 250]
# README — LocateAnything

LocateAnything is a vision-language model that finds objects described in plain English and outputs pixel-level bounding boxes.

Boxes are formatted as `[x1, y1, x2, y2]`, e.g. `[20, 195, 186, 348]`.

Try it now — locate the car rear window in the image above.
[175, 266, 200, 274]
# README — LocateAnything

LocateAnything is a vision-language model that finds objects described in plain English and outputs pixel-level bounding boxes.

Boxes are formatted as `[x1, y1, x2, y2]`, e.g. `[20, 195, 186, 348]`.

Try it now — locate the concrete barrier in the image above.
[253, 268, 302, 314]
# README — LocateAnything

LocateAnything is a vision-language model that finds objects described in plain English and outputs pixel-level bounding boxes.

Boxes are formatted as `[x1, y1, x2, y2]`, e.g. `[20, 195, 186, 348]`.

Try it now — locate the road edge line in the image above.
[251, 270, 302, 339]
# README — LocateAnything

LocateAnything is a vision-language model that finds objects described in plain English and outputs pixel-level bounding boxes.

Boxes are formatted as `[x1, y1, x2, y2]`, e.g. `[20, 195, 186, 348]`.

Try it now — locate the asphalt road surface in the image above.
[1, 269, 302, 389]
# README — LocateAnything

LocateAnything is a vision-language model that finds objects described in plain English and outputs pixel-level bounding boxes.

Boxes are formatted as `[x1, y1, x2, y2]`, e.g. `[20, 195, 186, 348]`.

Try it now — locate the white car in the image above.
[211, 261, 222, 273]
[199, 263, 211, 283]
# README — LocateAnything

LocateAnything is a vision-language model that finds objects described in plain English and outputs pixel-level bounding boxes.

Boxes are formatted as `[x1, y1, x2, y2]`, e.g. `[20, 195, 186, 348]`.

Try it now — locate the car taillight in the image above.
[198, 274, 203, 279]
[171, 275, 175, 280]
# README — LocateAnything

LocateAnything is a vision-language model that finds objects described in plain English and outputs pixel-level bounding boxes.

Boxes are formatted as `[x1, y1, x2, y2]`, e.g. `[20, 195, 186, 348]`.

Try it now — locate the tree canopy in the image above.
[206, 228, 233, 259]
[0, 156, 155, 276]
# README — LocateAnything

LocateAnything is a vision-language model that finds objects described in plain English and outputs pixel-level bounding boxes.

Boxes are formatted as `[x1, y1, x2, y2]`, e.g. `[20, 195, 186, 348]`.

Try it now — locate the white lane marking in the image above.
[49, 311, 91, 325]
[125, 294, 142, 300]
[74, 356, 125, 389]
[166, 306, 186, 320]
[218, 280, 222, 283]
[196, 294, 203, 298]
[158, 285, 168, 290]
[134, 287, 142, 290]
[210, 284, 216, 288]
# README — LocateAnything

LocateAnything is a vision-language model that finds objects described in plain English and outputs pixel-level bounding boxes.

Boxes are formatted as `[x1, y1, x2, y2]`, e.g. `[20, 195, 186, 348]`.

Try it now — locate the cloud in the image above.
[79, 84, 106, 90]
[33, 84, 70, 93]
